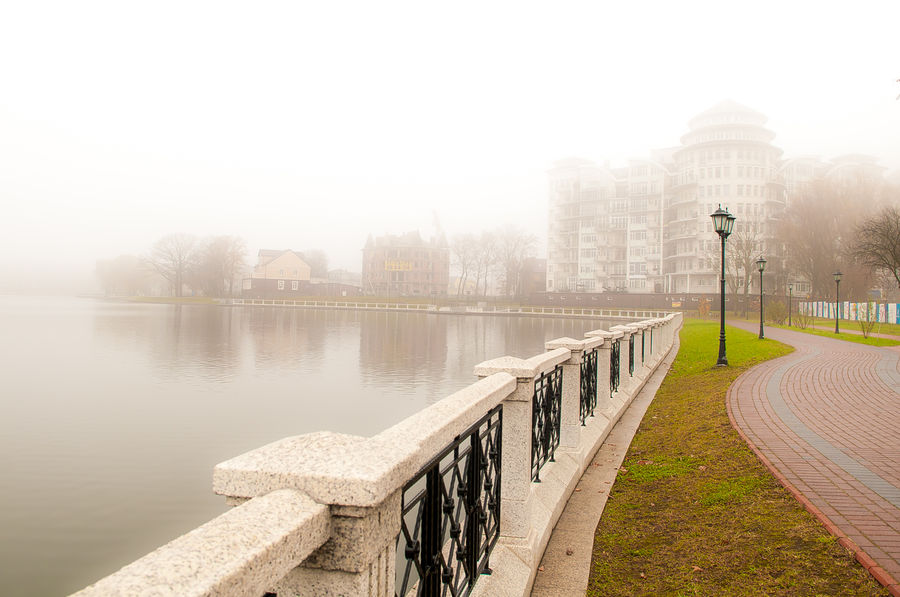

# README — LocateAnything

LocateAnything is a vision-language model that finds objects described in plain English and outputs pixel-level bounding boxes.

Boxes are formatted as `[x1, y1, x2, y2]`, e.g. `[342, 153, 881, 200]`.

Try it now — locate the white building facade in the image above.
[547, 100, 879, 294]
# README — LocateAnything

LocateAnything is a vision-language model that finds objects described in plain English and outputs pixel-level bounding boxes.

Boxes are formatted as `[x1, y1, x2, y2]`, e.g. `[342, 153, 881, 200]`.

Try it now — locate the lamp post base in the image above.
[716, 337, 728, 367]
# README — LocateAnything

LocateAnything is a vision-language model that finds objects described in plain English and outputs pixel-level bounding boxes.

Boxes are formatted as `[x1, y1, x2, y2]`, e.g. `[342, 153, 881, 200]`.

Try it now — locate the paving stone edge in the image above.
[725, 374, 900, 596]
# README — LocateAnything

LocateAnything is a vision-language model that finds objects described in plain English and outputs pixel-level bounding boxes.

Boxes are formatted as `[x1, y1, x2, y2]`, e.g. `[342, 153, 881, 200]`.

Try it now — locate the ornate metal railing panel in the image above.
[579, 348, 598, 425]
[628, 334, 635, 376]
[641, 330, 645, 365]
[397, 405, 502, 597]
[610, 339, 620, 395]
[531, 365, 562, 482]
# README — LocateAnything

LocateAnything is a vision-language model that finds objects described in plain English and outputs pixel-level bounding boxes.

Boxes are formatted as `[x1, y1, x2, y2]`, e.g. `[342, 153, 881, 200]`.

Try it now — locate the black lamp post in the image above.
[711, 205, 736, 366]
[788, 283, 793, 327]
[833, 271, 842, 334]
[756, 256, 767, 339]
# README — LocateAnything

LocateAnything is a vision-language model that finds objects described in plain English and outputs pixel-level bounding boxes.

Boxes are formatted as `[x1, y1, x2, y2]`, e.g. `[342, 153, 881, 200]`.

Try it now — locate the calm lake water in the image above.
[0, 296, 617, 596]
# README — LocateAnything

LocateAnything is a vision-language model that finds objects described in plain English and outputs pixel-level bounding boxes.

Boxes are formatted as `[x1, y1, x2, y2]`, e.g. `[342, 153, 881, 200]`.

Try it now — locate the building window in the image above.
[292, 281, 299, 291]
[277, 280, 285, 290]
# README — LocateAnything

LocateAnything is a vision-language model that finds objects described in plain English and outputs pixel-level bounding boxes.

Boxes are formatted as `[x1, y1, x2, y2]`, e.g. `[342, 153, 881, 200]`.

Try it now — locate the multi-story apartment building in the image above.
[666, 101, 786, 293]
[548, 100, 892, 296]
[547, 154, 673, 294]
[362, 231, 449, 297]
[549, 101, 800, 294]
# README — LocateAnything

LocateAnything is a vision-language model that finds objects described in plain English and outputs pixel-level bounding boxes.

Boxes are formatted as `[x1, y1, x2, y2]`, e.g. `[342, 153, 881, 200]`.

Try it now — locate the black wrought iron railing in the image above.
[641, 330, 645, 365]
[531, 365, 562, 482]
[579, 348, 598, 425]
[628, 334, 635, 376]
[397, 405, 502, 597]
[610, 339, 620, 395]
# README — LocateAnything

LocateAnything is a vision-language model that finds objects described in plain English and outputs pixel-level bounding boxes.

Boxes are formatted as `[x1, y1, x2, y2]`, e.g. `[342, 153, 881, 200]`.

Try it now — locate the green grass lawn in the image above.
[587, 319, 888, 596]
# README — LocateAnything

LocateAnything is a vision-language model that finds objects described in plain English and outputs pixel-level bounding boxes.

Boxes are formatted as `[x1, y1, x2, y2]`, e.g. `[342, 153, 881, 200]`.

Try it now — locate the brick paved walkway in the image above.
[727, 321, 900, 594]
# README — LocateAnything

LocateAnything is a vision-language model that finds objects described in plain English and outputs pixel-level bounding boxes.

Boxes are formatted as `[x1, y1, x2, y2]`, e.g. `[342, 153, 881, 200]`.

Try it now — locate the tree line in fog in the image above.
[95, 235, 329, 298]
[449, 227, 538, 298]
[718, 177, 900, 305]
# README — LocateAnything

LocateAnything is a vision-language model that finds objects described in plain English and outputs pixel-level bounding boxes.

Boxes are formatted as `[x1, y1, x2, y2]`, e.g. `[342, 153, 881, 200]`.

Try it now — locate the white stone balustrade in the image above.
[74, 489, 331, 597]
[74, 313, 683, 597]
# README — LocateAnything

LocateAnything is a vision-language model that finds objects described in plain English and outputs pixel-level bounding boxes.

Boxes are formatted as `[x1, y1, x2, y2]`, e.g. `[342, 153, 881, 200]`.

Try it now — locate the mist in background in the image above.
[2, 0, 898, 293]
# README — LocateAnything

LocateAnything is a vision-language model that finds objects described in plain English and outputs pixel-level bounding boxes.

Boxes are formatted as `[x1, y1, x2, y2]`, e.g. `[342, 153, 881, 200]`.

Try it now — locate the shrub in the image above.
[766, 299, 787, 325]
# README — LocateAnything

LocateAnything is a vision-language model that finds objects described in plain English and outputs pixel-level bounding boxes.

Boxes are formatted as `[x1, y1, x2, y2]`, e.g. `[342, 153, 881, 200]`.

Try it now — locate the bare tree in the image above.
[473, 232, 498, 297]
[852, 205, 900, 289]
[726, 217, 765, 316]
[495, 227, 537, 298]
[450, 233, 479, 296]
[223, 236, 247, 296]
[777, 179, 872, 299]
[147, 233, 198, 297]
[302, 249, 329, 279]
[194, 236, 246, 297]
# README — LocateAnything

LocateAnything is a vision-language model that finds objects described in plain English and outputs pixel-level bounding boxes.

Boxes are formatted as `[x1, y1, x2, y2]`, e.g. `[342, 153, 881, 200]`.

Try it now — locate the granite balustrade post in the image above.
[609, 325, 634, 393]
[474, 348, 570, 540]
[628, 322, 651, 380]
[543, 338, 584, 450]
[653, 320, 664, 363]
[585, 329, 617, 413]
[212, 431, 413, 597]
[272, 493, 400, 596]
[544, 337, 602, 448]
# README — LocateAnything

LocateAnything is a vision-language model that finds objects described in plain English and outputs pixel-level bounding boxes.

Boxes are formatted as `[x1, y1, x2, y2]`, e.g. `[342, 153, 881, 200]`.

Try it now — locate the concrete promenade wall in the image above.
[74, 312, 683, 597]
[222, 297, 671, 321]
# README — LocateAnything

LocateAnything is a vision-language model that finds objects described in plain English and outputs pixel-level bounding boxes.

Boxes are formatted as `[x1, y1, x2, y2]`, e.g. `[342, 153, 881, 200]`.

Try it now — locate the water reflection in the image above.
[359, 312, 449, 404]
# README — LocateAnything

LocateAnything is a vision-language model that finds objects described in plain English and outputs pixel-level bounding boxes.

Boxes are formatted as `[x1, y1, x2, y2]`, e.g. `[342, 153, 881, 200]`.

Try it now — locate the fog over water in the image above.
[1, 1, 899, 290]
[0, 295, 618, 595]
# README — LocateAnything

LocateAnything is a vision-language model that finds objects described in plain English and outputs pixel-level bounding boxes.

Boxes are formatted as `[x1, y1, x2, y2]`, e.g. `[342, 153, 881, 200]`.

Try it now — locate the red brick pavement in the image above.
[726, 321, 900, 595]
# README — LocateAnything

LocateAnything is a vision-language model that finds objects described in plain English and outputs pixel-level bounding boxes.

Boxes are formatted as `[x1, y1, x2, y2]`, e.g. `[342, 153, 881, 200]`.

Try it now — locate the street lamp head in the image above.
[833, 271, 843, 283]
[725, 210, 736, 236]
[788, 283, 793, 292]
[710, 205, 730, 237]
[756, 256, 767, 273]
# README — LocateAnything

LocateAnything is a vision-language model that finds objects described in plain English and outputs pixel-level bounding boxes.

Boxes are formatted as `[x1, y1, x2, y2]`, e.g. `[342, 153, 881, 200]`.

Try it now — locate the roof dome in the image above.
[687, 100, 768, 131]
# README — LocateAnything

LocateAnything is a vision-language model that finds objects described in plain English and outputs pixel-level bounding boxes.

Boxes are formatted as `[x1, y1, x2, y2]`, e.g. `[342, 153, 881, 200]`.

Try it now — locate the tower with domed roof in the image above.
[665, 100, 786, 293]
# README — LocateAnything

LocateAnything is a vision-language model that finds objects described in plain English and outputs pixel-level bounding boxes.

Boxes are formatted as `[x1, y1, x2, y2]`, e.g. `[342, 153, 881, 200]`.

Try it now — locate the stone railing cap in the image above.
[475, 347, 569, 379]
[544, 336, 587, 352]
[582, 336, 604, 349]
[74, 489, 330, 597]
[214, 373, 516, 507]
[586, 329, 623, 340]
[474, 355, 534, 378]
[524, 346, 570, 375]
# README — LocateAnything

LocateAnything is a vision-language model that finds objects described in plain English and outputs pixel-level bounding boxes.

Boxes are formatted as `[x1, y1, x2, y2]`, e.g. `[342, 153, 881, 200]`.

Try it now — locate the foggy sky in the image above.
[2, 0, 898, 291]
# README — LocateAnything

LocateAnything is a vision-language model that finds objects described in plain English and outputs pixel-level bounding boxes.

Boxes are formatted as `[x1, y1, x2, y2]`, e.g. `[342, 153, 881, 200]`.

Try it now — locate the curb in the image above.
[725, 379, 900, 596]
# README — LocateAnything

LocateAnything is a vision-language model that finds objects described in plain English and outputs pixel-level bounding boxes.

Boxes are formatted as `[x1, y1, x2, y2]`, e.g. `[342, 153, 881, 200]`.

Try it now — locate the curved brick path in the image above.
[727, 321, 900, 594]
